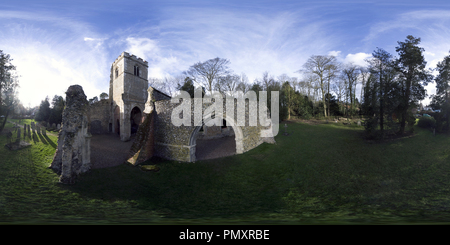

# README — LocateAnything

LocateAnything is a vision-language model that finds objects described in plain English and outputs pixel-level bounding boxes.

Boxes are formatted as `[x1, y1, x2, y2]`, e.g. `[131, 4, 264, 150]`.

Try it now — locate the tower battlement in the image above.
[112, 52, 148, 67]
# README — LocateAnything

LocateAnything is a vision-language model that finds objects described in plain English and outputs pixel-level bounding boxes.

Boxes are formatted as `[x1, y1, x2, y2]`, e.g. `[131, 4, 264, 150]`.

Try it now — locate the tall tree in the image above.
[215, 73, 240, 97]
[366, 48, 393, 135]
[48, 95, 65, 125]
[394, 35, 432, 135]
[235, 73, 251, 94]
[184, 57, 231, 95]
[432, 52, 450, 131]
[301, 55, 339, 117]
[358, 67, 370, 115]
[341, 63, 360, 118]
[35, 96, 51, 122]
[0, 50, 19, 133]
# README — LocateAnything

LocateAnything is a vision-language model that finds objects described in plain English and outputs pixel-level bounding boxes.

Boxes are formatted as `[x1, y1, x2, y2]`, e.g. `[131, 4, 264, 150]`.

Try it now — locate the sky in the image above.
[2, 0, 450, 108]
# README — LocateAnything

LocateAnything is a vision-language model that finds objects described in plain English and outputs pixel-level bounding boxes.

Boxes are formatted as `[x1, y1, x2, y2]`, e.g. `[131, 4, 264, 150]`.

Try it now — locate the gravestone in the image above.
[50, 85, 91, 184]
[52, 123, 56, 129]
[57, 124, 61, 130]
[357, 120, 361, 126]
[16, 128, 21, 142]
[42, 127, 46, 136]
[27, 125, 31, 137]
[37, 126, 40, 134]
[31, 122, 35, 133]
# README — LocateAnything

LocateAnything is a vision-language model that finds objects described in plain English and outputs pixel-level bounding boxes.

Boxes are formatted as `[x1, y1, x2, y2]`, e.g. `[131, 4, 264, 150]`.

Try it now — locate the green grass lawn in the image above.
[8, 118, 36, 126]
[1, 120, 450, 224]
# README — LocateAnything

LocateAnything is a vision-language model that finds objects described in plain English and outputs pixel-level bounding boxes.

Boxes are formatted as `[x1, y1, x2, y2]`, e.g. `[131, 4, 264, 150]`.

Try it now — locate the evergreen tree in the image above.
[394, 35, 432, 135]
[35, 96, 51, 122]
[431, 52, 450, 132]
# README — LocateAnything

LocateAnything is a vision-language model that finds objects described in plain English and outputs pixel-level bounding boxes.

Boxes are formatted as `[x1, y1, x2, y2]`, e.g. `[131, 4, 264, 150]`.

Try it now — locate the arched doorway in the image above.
[189, 116, 244, 162]
[130, 106, 142, 135]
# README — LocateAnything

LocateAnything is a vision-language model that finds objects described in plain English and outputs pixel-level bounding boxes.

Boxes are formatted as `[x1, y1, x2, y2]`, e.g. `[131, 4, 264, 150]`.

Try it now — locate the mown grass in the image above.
[1, 120, 450, 224]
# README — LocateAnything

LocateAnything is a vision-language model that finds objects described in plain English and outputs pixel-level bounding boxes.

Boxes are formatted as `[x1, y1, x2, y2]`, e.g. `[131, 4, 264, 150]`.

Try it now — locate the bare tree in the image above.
[184, 57, 232, 95]
[301, 55, 339, 117]
[148, 76, 180, 97]
[235, 73, 251, 94]
[358, 67, 370, 113]
[341, 63, 360, 118]
[332, 77, 346, 115]
[257, 71, 275, 91]
[215, 73, 240, 97]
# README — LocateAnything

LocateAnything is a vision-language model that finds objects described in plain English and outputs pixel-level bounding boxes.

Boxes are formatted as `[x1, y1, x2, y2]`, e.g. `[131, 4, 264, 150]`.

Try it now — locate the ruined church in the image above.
[51, 52, 276, 183]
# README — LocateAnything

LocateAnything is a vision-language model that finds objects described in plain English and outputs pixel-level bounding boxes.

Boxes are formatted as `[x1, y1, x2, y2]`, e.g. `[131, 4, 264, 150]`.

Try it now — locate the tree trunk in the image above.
[399, 78, 411, 135]
[379, 67, 384, 135]
[327, 79, 331, 118]
[0, 107, 10, 133]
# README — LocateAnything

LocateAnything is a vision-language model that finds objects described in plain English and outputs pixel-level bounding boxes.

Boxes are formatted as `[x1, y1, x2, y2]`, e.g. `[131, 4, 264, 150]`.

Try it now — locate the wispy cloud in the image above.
[118, 6, 343, 84]
[0, 10, 109, 107]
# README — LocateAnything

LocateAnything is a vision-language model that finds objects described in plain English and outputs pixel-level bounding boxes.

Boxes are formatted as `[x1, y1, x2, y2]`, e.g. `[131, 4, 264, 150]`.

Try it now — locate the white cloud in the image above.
[151, 7, 341, 83]
[328, 50, 341, 57]
[0, 10, 109, 107]
[344, 53, 372, 67]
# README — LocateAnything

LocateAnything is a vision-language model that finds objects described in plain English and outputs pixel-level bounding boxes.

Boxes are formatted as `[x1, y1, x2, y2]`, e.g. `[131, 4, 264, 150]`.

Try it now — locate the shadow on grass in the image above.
[32, 132, 39, 143]
[43, 134, 57, 149]
[37, 133, 48, 144]
[61, 155, 288, 220]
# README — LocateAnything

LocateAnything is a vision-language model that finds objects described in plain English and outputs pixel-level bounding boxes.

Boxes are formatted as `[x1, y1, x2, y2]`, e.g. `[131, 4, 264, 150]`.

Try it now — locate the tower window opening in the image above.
[115, 68, 119, 78]
[134, 65, 140, 77]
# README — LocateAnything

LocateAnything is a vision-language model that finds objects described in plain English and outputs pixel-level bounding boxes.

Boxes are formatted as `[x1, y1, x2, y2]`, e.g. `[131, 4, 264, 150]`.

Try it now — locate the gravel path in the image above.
[90, 134, 134, 169]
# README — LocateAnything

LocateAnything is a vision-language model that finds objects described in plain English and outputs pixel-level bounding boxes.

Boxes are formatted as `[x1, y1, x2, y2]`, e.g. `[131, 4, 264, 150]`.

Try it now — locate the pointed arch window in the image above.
[115, 67, 119, 78]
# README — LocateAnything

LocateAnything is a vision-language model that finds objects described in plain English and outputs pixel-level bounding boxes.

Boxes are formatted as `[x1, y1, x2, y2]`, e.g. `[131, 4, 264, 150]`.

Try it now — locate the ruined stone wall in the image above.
[50, 85, 91, 184]
[148, 97, 275, 162]
[88, 99, 110, 134]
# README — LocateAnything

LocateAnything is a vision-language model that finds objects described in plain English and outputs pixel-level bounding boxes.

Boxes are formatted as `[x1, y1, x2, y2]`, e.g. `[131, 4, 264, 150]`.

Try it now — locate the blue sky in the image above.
[2, 0, 450, 107]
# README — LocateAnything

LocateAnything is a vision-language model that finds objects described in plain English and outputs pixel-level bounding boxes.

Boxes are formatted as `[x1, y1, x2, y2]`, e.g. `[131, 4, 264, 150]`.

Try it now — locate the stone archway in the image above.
[130, 106, 142, 135]
[188, 114, 243, 162]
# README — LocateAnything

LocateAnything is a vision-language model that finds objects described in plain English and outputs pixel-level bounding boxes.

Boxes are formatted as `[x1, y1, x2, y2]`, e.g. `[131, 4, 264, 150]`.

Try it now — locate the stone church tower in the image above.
[109, 52, 148, 141]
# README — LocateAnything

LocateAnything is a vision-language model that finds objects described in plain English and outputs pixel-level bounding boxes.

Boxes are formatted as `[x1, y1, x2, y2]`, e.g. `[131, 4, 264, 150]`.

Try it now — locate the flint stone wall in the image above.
[88, 99, 110, 134]
[148, 97, 275, 163]
[50, 85, 92, 184]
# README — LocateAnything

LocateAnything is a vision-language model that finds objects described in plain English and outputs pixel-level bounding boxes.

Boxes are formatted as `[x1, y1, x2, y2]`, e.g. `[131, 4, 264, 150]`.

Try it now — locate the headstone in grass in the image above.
[357, 120, 361, 126]
[16, 128, 21, 142]
[31, 122, 35, 133]
[37, 126, 40, 134]
[52, 123, 56, 129]
[57, 124, 60, 130]
[42, 127, 46, 136]
[283, 124, 289, 136]
[27, 125, 31, 137]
